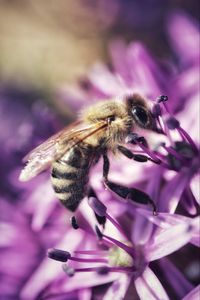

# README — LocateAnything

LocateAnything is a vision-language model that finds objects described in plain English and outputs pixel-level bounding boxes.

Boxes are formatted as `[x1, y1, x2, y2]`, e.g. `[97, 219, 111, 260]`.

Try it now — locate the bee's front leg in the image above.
[102, 154, 157, 215]
[117, 144, 161, 164]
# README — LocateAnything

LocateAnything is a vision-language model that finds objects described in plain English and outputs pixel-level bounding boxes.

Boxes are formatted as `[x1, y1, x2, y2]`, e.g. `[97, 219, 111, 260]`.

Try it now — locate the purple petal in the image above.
[167, 13, 200, 65]
[190, 235, 200, 248]
[146, 219, 197, 261]
[126, 42, 168, 98]
[109, 39, 134, 86]
[182, 285, 200, 300]
[190, 174, 200, 206]
[135, 267, 169, 300]
[20, 229, 84, 300]
[24, 178, 58, 231]
[87, 63, 124, 96]
[58, 86, 90, 111]
[131, 213, 153, 246]
[159, 258, 194, 298]
[158, 171, 192, 213]
[78, 288, 92, 300]
[103, 274, 131, 300]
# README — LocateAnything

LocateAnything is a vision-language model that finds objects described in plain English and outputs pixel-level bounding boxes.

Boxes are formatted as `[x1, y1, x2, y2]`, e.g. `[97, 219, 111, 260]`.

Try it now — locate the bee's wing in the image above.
[19, 120, 107, 182]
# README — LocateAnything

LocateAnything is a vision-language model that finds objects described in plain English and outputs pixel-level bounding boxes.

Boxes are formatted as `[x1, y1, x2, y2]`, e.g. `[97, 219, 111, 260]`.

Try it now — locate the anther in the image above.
[88, 197, 107, 217]
[97, 266, 110, 275]
[157, 95, 168, 103]
[47, 248, 71, 262]
[71, 216, 79, 230]
[62, 264, 75, 277]
[166, 117, 180, 130]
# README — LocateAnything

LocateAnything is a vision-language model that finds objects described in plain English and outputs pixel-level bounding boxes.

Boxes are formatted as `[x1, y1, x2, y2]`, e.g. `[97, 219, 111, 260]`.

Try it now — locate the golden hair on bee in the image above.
[81, 93, 153, 151]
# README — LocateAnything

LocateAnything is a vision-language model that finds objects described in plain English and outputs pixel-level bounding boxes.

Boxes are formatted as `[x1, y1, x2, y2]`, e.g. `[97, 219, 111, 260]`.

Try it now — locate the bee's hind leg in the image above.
[102, 154, 157, 215]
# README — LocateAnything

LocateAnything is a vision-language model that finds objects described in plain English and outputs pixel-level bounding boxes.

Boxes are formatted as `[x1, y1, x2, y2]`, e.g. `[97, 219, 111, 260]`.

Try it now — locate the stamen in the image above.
[162, 117, 174, 146]
[69, 266, 105, 273]
[162, 145, 186, 162]
[47, 248, 71, 262]
[105, 212, 127, 237]
[69, 256, 108, 263]
[152, 103, 162, 118]
[157, 116, 166, 134]
[177, 127, 198, 152]
[97, 266, 110, 275]
[135, 140, 161, 164]
[126, 133, 161, 163]
[65, 266, 134, 275]
[102, 233, 135, 257]
[98, 266, 135, 274]
[74, 250, 107, 256]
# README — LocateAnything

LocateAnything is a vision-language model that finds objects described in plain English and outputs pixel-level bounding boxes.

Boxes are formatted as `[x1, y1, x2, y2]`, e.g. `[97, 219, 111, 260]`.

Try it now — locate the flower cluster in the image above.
[47, 95, 199, 299]
[0, 12, 199, 300]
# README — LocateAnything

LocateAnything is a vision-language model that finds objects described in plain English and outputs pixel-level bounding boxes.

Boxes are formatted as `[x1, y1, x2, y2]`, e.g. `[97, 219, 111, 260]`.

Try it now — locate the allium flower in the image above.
[1, 11, 199, 300]
[48, 197, 198, 300]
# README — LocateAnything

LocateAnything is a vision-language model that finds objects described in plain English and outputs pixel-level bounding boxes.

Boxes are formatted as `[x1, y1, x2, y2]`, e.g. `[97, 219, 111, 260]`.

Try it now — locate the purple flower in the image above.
[48, 197, 198, 299]
[1, 11, 199, 300]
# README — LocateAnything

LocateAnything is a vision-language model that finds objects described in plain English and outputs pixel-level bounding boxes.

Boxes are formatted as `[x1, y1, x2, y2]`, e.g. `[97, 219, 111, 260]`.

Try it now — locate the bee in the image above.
[19, 94, 158, 213]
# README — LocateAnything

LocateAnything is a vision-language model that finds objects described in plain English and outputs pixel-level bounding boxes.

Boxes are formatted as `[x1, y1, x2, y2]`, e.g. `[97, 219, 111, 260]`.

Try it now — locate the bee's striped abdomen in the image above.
[51, 145, 94, 211]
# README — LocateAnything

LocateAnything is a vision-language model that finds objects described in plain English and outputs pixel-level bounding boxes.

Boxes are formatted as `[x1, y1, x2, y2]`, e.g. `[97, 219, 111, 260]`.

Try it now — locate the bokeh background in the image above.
[0, 0, 199, 90]
[0, 1, 199, 300]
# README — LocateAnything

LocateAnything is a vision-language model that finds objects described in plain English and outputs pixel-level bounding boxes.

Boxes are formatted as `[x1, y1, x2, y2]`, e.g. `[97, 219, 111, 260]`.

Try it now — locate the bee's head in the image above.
[126, 94, 153, 129]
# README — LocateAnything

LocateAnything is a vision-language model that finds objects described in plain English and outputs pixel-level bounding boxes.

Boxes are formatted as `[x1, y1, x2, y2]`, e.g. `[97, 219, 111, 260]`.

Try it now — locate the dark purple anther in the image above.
[71, 216, 79, 230]
[88, 197, 107, 217]
[166, 117, 180, 130]
[157, 95, 168, 103]
[47, 248, 71, 262]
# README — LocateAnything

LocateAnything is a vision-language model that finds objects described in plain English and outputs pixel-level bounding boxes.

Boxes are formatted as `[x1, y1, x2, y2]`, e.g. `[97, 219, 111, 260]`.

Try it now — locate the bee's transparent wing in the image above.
[19, 120, 107, 182]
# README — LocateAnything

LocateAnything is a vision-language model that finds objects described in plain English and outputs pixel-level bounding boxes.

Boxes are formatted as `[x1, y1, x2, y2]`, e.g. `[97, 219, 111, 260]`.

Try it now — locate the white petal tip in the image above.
[19, 170, 30, 182]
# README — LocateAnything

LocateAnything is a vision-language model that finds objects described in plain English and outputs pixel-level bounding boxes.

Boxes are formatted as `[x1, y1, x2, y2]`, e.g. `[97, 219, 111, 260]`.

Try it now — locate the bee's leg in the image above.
[117, 145, 160, 164]
[102, 153, 110, 181]
[102, 154, 157, 215]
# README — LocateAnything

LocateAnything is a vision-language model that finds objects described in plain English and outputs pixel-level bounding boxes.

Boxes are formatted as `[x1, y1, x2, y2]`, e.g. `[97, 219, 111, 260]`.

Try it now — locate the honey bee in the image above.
[19, 94, 159, 212]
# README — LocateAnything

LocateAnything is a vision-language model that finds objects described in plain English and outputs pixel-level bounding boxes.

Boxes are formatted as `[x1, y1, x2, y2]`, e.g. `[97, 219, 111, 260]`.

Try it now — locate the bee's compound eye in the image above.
[132, 106, 149, 127]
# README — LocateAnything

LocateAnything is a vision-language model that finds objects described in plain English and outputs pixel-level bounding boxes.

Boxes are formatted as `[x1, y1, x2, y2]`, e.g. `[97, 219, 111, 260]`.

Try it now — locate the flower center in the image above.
[108, 244, 134, 267]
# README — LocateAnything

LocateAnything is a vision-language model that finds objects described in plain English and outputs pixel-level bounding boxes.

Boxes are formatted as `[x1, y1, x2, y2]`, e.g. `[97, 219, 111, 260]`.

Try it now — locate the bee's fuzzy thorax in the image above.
[81, 100, 133, 150]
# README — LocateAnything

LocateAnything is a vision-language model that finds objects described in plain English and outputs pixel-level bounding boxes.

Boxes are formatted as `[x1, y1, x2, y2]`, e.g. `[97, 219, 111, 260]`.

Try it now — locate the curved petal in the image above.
[147, 219, 197, 261]
[135, 267, 169, 300]
[159, 258, 194, 298]
[182, 285, 200, 300]
[103, 274, 131, 300]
